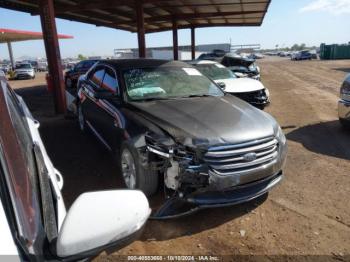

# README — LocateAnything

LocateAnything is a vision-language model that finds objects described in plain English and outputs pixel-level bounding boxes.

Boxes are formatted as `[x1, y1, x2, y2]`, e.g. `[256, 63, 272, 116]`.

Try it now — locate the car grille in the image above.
[204, 136, 278, 176]
[233, 89, 268, 105]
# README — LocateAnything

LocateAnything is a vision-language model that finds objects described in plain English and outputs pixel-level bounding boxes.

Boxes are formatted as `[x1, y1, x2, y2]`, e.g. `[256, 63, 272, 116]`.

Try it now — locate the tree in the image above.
[77, 54, 86, 60]
[291, 44, 299, 51]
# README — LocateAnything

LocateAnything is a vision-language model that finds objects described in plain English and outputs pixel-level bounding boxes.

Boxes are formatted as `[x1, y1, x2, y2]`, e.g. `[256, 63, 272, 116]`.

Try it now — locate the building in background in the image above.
[114, 43, 231, 60]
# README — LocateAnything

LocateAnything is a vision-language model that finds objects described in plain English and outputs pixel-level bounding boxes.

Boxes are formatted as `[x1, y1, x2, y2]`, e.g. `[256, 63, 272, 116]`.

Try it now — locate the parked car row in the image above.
[64, 59, 99, 89]
[189, 60, 269, 109]
[65, 58, 268, 110]
[0, 63, 11, 74]
[198, 52, 261, 80]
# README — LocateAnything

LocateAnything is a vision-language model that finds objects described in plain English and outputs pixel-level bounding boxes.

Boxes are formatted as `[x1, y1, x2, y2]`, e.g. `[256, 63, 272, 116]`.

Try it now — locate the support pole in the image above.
[136, 0, 146, 58]
[39, 0, 66, 114]
[172, 18, 178, 60]
[7, 42, 15, 70]
[191, 27, 195, 60]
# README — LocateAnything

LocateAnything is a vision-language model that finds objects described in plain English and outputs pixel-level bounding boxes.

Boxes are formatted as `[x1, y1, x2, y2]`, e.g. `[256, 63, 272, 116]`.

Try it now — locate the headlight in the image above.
[276, 126, 286, 145]
[265, 88, 270, 98]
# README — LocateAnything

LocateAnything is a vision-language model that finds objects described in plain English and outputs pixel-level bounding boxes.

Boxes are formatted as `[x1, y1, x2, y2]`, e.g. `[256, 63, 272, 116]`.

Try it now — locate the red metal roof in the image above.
[0, 28, 73, 43]
[0, 1, 271, 33]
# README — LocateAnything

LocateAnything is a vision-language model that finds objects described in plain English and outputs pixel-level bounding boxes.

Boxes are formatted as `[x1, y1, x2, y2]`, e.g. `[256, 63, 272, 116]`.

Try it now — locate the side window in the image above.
[75, 62, 84, 70]
[89, 67, 105, 88]
[102, 67, 119, 94]
[83, 61, 95, 69]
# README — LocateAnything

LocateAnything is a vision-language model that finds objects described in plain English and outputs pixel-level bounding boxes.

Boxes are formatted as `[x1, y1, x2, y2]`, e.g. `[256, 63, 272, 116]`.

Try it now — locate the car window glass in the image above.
[83, 61, 96, 69]
[124, 66, 223, 101]
[102, 67, 118, 94]
[75, 62, 83, 70]
[89, 67, 105, 88]
[197, 64, 236, 80]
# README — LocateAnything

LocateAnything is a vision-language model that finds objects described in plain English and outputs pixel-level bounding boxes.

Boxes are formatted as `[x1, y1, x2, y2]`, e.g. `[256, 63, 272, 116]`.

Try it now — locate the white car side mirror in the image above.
[56, 190, 150, 259]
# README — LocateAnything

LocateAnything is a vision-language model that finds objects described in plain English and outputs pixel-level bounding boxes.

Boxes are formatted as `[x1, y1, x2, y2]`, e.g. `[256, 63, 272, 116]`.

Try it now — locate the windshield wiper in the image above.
[133, 97, 174, 102]
[181, 94, 214, 98]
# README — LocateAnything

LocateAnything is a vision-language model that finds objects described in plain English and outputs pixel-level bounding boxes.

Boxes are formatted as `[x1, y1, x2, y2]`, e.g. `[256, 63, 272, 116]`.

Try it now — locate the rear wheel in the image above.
[340, 118, 350, 129]
[119, 143, 158, 196]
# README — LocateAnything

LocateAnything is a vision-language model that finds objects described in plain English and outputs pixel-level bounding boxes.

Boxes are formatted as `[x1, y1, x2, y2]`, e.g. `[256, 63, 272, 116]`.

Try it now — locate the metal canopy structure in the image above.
[0, 0, 271, 114]
[0, 0, 270, 33]
[0, 28, 73, 43]
[0, 28, 73, 70]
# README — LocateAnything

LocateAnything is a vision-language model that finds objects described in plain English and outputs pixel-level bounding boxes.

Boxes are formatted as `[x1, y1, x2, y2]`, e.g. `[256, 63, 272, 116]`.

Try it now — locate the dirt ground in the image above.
[10, 57, 350, 261]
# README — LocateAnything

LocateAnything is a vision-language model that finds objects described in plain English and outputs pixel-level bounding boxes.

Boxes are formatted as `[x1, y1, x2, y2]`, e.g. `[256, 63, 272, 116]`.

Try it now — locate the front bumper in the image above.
[338, 99, 350, 122]
[151, 171, 283, 219]
[148, 133, 287, 219]
[232, 89, 270, 109]
[14, 72, 34, 79]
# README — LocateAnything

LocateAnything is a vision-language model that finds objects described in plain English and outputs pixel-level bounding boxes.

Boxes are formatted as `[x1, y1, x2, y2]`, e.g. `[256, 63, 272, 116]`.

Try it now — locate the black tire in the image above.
[340, 118, 350, 129]
[119, 142, 158, 197]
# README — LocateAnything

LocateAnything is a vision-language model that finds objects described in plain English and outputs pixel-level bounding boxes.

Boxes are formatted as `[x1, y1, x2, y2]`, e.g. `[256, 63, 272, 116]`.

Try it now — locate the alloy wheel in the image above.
[121, 148, 137, 189]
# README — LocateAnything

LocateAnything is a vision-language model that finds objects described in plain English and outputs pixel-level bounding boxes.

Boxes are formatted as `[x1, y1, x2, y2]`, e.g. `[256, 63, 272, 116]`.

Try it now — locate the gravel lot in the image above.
[10, 57, 350, 260]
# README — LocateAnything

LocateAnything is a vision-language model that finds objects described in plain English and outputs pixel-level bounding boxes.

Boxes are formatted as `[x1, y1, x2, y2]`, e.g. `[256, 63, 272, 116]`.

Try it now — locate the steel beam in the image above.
[172, 18, 178, 60]
[136, 0, 146, 58]
[7, 42, 15, 70]
[39, 0, 66, 114]
[191, 27, 195, 60]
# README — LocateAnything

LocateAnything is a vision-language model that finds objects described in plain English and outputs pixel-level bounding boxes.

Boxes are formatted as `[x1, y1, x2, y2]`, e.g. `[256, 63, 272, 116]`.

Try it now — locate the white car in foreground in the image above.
[0, 71, 150, 261]
[190, 60, 270, 109]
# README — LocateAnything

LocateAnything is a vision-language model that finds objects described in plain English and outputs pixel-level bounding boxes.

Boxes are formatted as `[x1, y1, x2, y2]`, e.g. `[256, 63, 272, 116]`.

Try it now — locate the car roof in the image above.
[188, 60, 218, 66]
[81, 59, 99, 63]
[224, 54, 255, 62]
[100, 59, 193, 70]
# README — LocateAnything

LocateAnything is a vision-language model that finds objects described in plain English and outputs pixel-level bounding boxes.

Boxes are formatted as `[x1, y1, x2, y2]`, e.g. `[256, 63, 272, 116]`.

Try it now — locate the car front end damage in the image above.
[140, 126, 287, 219]
[232, 88, 270, 109]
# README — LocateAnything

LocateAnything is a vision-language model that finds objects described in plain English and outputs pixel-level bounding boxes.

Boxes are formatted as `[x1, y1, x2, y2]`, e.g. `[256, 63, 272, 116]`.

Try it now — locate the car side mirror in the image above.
[55, 190, 150, 260]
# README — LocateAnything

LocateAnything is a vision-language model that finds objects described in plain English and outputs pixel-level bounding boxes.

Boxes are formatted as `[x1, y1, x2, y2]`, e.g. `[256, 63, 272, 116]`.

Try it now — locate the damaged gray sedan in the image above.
[76, 59, 287, 218]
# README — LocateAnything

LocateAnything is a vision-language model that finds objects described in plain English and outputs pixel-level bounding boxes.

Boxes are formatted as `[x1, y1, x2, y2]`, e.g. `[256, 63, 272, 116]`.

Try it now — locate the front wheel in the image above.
[340, 118, 350, 129]
[119, 143, 159, 196]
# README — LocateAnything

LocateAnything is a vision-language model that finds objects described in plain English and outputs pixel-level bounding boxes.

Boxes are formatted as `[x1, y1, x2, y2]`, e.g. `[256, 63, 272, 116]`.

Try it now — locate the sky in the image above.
[0, 0, 349, 59]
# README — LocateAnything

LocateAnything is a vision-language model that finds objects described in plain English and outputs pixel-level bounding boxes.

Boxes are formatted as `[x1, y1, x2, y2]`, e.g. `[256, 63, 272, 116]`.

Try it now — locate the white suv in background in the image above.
[13, 63, 35, 79]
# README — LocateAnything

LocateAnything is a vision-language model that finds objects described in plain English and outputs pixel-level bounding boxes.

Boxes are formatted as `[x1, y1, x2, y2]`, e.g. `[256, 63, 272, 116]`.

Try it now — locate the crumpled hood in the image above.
[214, 78, 265, 93]
[129, 95, 277, 147]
